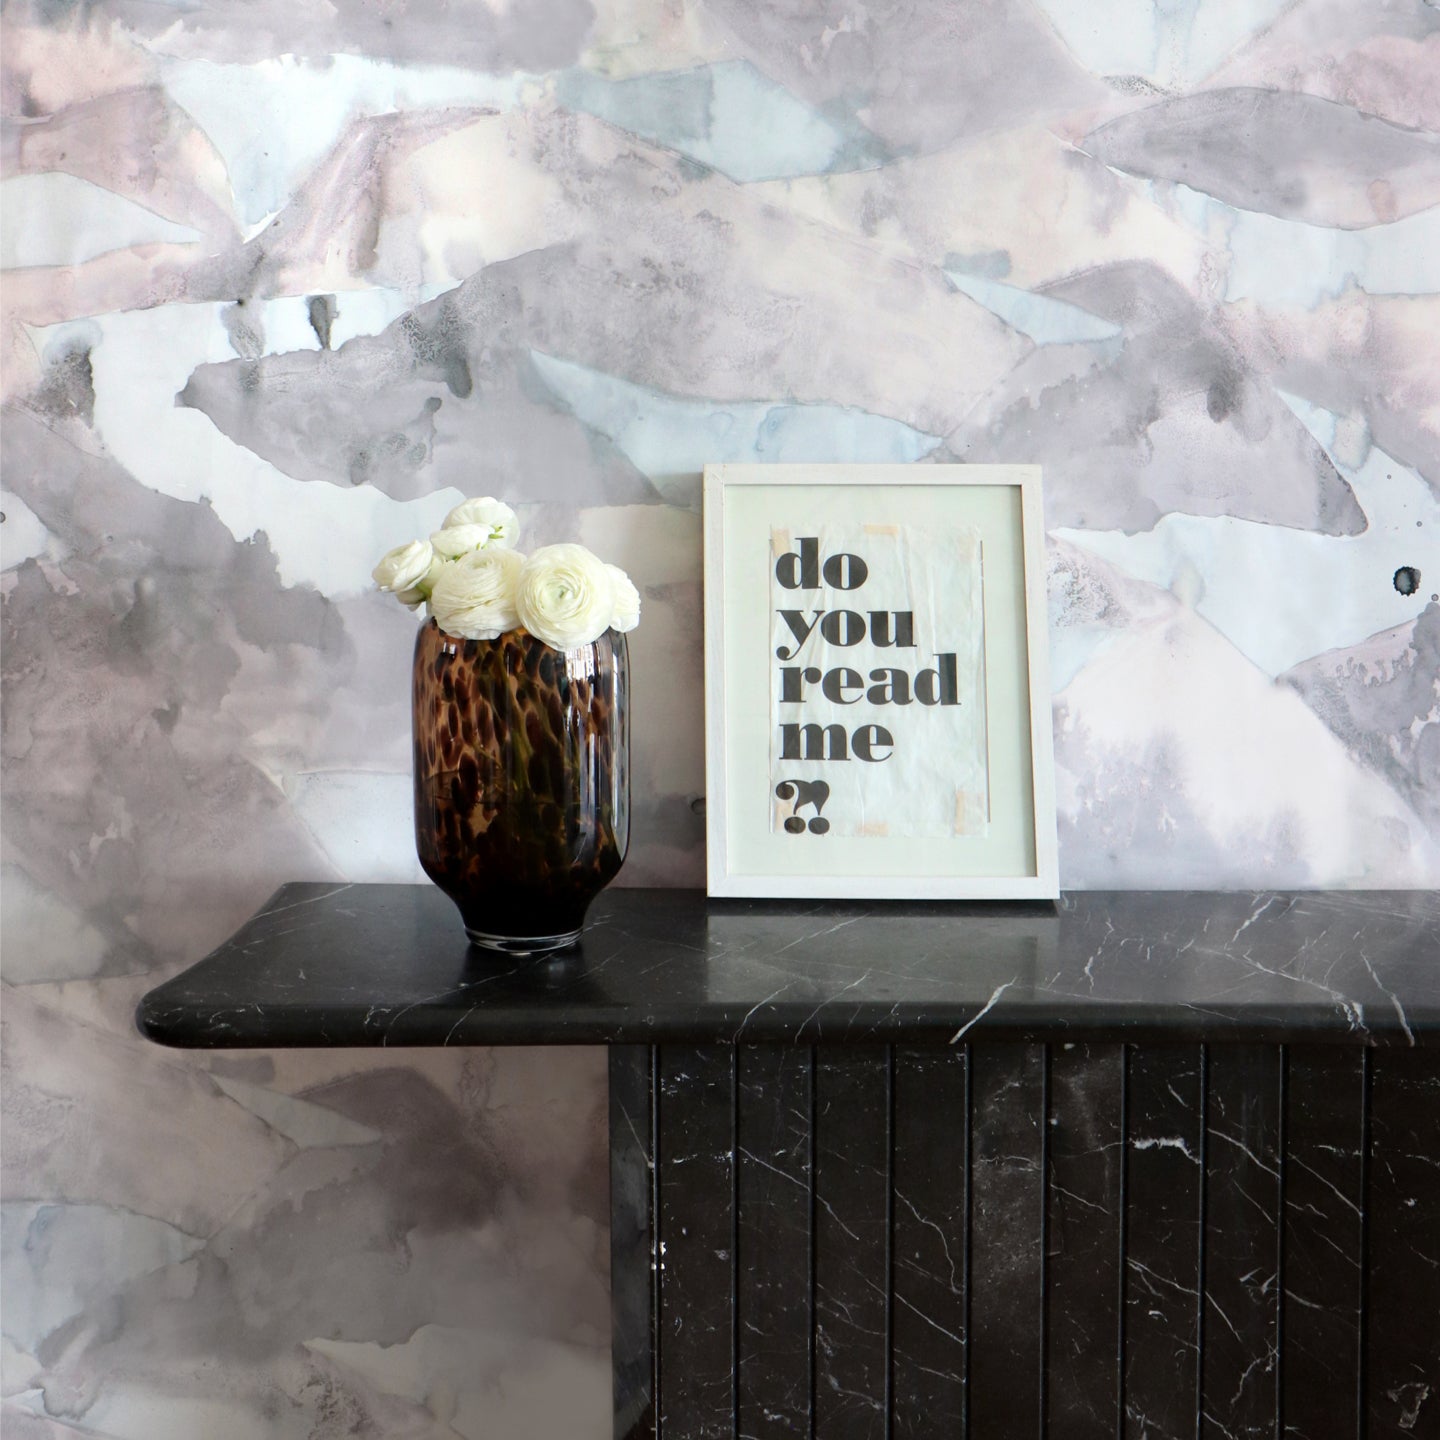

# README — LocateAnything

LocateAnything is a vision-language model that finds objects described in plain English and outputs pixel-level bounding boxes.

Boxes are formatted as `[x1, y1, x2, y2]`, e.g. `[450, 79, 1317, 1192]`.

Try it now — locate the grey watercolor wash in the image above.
[1084, 87, 1440, 229]
[14, 107, 502, 323]
[3, 984, 610, 1437]
[1282, 602, 1440, 828]
[554, 60, 890, 180]
[949, 261, 1363, 535]
[174, 122, 1026, 500]
[2, 408, 348, 968]
[4, 84, 242, 246]
[177, 284, 664, 506]
[702, 0, 1104, 153]
[1224, 299, 1440, 500]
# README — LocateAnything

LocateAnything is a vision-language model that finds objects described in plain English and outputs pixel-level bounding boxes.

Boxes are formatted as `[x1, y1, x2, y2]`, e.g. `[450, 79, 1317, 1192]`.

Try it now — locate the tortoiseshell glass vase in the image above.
[412, 618, 629, 955]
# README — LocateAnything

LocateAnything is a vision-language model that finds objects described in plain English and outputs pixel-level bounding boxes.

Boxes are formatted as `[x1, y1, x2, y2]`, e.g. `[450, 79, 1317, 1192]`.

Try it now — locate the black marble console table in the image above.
[139, 885, 1440, 1439]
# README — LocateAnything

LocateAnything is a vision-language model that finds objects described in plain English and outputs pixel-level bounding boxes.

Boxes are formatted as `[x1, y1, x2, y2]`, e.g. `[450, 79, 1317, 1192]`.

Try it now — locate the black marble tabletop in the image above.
[136, 884, 1439, 1049]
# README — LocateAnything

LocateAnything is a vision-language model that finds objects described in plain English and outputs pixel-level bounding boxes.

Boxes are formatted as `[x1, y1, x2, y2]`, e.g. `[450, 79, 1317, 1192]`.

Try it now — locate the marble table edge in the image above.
[134, 881, 1440, 1051]
[135, 997, 1440, 1050]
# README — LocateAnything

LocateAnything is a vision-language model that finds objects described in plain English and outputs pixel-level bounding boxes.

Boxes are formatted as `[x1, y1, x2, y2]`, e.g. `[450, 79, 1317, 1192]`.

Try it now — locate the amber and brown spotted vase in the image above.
[412, 619, 629, 955]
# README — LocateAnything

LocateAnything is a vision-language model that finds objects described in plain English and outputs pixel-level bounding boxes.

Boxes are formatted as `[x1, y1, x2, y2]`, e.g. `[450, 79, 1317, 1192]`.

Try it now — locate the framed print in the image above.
[703, 464, 1057, 899]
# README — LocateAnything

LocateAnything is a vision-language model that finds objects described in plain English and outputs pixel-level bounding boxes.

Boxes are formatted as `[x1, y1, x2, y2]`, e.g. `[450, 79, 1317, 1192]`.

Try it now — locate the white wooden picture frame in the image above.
[703, 464, 1058, 899]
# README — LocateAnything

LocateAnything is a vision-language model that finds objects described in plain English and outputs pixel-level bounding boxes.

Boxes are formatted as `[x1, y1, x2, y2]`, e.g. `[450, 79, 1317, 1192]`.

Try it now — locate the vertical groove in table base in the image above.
[1124, 1045, 1205, 1440]
[1281, 1046, 1364, 1440]
[610, 1045, 656, 1440]
[890, 1048, 967, 1438]
[656, 1045, 736, 1440]
[1359, 1046, 1372, 1440]
[1201, 1045, 1281, 1440]
[735, 1047, 813, 1440]
[1047, 1043, 1124, 1437]
[968, 1042, 1046, 1436]
[813, 1048, 891, 1440]
[611, 1043, 1439, 1440]
[1365, 1048, 1440, 1439]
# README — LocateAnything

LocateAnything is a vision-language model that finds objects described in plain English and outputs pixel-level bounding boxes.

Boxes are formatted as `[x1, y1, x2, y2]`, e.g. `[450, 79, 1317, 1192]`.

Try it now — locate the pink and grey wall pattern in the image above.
[3, 1, 1438, 1435]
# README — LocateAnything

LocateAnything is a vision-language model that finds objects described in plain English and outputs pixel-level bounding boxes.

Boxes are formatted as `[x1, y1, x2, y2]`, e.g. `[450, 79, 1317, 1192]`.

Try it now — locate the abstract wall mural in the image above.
[2, 0, 1436, 1433]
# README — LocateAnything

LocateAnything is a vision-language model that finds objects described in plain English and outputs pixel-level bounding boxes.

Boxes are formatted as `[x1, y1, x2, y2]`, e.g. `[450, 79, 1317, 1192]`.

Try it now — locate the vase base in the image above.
[465, 927, 582, 958]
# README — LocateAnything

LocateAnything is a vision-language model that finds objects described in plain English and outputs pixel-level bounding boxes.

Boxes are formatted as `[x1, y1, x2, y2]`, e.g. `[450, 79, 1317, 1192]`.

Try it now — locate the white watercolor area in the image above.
[1, 1202, 206, 1355]
[154, 66, 581, 292]
[1055, 599, 1440, 888]
[5, 1385, 313, 1440]
[943, 270, 1123, 347]
[26, 300, 467, 597]
[209, 1075, 384, 1149]
[0, 866, 110, 984]
[232, 288, 454, 354]
[756, 125, 1211, 300]
[159, 54, 539, 226]
[0, 486, 68, 572]
[0, 174, 203, 269]
[555, 60, 869, 182]
[284, 771, 429, 883]
[1054, 394, 1440, 677]
[1164, 184, 1440, 306]
[531, 351, 942, 509]
[308, 1325, 609, 1440]
[1032, 0, 1292, 89]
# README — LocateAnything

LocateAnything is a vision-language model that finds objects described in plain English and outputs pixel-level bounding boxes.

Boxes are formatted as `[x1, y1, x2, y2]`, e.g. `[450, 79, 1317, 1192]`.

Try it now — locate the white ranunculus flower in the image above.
[441, 496, 520, 549]
[418, 550, 449, 595]
[428, 548, 526, 641]
[516, 544, 617, 649]
[372, 539, 435, 595]
[396, 586, 427, 612]
[430, 524, 499, 561]
[606, 564, 641, 633]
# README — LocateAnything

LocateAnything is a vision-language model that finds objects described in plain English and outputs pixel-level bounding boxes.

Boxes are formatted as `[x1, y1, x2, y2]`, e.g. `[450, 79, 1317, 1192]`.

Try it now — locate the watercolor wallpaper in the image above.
[2, 0, 1438, 1434]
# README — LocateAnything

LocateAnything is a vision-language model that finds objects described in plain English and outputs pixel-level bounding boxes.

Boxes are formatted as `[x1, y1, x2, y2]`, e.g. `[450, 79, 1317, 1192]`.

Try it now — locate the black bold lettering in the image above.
[775, 537, 820, 590]
[914, 654, 960, 706]
[775, 610, 823, 660]
[820, 667, 865, 705]
[819, 610, 866, 646]
[869, 610, 915, 648]
[779, 723, 850, 761]
[822, 552, 869, 590]
[866, 668, 913, 705]
[852, 724, 894, 762]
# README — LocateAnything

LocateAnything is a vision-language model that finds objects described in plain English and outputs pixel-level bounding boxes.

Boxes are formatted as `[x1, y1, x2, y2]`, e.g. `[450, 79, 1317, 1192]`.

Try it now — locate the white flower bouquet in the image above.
[372, 497, 640, 648]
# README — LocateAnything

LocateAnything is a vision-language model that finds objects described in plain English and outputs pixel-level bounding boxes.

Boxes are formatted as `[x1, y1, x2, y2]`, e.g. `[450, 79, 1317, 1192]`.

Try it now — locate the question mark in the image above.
[774, 779, 831, 834]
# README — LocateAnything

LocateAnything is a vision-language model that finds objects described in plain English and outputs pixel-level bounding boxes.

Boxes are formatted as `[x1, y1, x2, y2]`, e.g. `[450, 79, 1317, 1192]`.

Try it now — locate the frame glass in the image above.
[703, 463, 1057, 899]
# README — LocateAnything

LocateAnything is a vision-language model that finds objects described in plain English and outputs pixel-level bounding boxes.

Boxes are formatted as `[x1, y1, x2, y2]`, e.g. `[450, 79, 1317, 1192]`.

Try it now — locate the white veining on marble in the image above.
[949, 981, 1017, 1044]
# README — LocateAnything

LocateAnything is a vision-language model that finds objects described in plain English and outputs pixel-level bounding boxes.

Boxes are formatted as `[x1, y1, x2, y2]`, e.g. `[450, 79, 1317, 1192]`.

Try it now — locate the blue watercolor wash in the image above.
[555, 60, 884, 182]
[943, 270, 1123, 346]
[944, 248, 1013, 280]
[530, 351, 942, 508]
